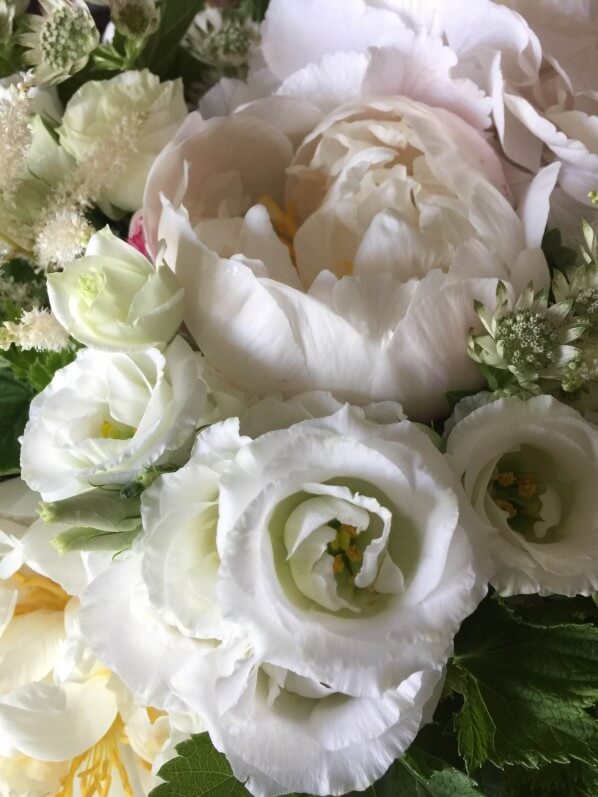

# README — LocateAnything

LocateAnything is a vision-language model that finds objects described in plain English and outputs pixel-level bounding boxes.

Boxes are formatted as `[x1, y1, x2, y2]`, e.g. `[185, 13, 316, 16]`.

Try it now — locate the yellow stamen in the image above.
[517, 475, 537, 499]
[259, 195, 298, 263]
[12, 571, 69, 616]
[56, 716, 133, 797]
[100, 420, 135, 440]
[346, 545, 362, 563]
[146, 707, 165, 724]
[496, 471, 516, 487]
[494, 499, 517, 519]
[340, 260, 354, 277]
[333, 554, 345, 575]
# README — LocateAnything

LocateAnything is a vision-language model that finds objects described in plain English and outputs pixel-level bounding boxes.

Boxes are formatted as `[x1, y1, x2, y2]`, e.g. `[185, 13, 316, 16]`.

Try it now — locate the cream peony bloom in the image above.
[47, 227, 184, 352]
[0, 478, 171, 797]
[145, 94, 554, 420]
[200, 0, 596, 233]
[446, 395, 598, 596]
[58, 70, 187, 213]
[20, 337, 207, 501]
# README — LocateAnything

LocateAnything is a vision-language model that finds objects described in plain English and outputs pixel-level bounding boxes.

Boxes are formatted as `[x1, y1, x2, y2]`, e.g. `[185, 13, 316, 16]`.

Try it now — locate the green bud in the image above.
[52, 525, 140, 553]
[40, 487, 141, 533]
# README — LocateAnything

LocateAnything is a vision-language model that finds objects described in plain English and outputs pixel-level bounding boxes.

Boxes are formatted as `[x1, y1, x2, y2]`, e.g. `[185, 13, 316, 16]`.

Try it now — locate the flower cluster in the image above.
[0, 1, 598, 796]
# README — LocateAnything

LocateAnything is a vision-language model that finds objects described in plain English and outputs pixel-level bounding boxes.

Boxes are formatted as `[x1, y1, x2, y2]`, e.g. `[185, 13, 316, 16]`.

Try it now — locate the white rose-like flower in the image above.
[446, 395, 598, 596]
[146, 94, 554, 419]
[58, 69, 187, 212]
[169, 405, 490, 797]
[20, 337, 206, 501]
[47, 227, 184, 351]
[79, 419, 250, 711]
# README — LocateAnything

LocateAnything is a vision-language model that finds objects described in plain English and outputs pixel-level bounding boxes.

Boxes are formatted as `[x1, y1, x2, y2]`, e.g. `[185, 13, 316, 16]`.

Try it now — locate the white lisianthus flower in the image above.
[146, 93, 554, 419]
[47, 227, 184, 351]
[58, 69, 187, 212]
[20, 337, 206, 501]
[79, 418, 249, 711]
[167, 405, 490, 797]
[446, 395, 598, 596]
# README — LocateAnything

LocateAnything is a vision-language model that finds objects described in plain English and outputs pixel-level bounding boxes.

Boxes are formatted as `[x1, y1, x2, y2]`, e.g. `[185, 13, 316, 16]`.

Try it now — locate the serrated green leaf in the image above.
[453, 672, 495, 771]
[150, 733, 254, 797]
[0, 369, 32, 474]
[140, 0, 205, 79]
[451, 598, 598, 772]
[0, 346, 76, 394]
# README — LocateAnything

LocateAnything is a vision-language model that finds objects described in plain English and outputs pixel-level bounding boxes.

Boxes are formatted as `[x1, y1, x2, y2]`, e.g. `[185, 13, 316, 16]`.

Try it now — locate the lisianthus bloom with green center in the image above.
[447, 394, 598, 596]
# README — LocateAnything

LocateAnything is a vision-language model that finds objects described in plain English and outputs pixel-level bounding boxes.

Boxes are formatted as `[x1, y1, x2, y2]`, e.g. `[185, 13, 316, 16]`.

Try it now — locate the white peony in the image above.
[446, 395, 598, 596]
[0, 478, 171, 797]
[20, 337, 206, 501]
[47, 227, 184, 352]
[199, 0, 597, 233]
[145, 93, 554, 420]
[58, 69, 187, 212]
[169, 405, 489, 796]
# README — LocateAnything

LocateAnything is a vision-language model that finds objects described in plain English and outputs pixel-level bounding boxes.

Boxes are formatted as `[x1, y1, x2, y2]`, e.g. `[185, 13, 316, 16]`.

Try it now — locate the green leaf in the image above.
[542, 228, 578, 275]
[140, 0, 205, 79]
[149, 732, 484, 797]
[0, 346, 76, 394]
[398, 745, 482, 797]
[450, 597, 598, 772]
[150, 733, 253, 797]
[0, 370, 33, 474]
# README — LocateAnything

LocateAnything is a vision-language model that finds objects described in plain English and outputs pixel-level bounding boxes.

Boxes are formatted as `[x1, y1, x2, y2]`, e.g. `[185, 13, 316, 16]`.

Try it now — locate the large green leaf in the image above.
[449, 598, 598, 772]
[0, 370, 33, 474]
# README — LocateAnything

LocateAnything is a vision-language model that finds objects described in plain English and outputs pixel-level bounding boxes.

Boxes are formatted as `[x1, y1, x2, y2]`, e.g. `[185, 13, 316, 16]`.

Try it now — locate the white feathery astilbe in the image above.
[0, 78, 33, 201]
[34, 206, 93, 270]
[0, 306, 69, 351]
[33, 111, 146, 269]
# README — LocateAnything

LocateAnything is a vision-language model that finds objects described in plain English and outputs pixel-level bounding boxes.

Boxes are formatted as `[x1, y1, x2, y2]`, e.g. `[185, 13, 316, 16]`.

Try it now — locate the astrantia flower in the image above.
[109, 0, 159, 41]
[0, 78, 33, 201]
[20, 0, 99, 85]
[47, 227, 184, 351]
[447, 395, 598, 596]
[20, 337, 207, 501]
[468, 281, 584, 391]
[146, 94, 555, 420]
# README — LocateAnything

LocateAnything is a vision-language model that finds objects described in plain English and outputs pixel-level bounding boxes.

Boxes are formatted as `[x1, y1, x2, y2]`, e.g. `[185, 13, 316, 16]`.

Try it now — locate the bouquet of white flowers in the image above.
[0, 1, 598, 796]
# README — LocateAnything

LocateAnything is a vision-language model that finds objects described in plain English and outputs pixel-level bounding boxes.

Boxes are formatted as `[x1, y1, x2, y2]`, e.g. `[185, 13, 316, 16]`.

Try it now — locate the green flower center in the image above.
[496, 311, 558, 373]
[39, 7, 97, 70]
[488, 454, 562, 542]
